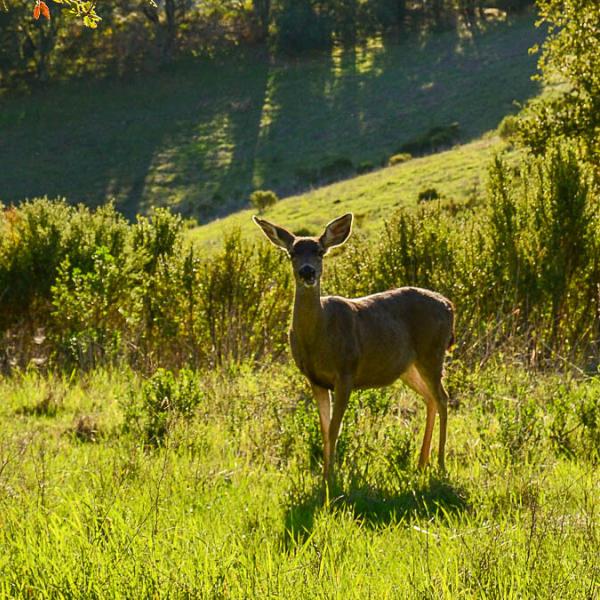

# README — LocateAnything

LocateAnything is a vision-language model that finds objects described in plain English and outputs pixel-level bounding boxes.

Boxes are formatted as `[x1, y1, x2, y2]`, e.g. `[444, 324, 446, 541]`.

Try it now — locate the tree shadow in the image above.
[0, 14, 544, 221]
[282, 471, 469, 548]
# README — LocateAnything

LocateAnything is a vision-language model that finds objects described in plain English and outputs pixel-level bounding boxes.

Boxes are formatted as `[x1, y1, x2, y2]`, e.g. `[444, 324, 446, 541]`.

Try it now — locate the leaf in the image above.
[33, 2, 40, 19]
[39, 1, 50, 19]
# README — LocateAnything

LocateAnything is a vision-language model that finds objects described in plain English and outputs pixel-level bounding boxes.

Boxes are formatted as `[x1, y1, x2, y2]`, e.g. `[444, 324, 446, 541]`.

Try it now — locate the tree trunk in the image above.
[162, 0, 177, 62]
[253, 0, 271, 42]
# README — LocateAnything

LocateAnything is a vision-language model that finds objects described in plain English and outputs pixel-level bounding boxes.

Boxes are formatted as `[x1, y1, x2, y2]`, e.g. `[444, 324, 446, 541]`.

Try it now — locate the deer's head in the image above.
[253, 213, 353, 288]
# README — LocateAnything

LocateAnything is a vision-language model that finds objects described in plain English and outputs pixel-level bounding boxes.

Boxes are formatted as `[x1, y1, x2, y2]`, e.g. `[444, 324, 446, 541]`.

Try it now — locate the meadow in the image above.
[1, 1, 599, 596]
[0, 362, 598, 596]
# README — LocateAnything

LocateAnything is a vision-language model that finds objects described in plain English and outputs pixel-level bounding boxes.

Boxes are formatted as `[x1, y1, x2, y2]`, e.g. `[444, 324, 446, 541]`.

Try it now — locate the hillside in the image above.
[189, 136, 504, 249]
[0, 13, 542, 221]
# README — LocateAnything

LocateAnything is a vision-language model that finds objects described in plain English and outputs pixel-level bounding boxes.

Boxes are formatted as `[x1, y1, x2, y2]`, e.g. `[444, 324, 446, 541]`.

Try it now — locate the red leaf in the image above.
[33, 3, 41, 19]
[39, 1, 50, 19]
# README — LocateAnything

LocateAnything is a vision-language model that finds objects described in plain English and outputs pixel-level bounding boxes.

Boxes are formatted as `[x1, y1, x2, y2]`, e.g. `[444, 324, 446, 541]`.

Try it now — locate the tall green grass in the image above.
[0, 363, 597, 596]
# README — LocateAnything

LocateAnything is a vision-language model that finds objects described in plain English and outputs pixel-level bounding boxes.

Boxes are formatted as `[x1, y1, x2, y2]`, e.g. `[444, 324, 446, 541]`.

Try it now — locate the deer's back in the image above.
[322, 286, 454, 388]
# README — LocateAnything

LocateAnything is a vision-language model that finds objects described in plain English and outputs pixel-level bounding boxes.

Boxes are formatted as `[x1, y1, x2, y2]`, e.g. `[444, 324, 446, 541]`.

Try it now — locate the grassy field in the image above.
[0, 362, 598, 596]
[189, 136, 502, 250]
[0, 14, 542, 221]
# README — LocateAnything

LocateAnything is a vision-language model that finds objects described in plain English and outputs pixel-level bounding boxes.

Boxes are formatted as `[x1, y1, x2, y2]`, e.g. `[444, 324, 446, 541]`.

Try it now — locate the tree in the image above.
[519, 0, 600, 175]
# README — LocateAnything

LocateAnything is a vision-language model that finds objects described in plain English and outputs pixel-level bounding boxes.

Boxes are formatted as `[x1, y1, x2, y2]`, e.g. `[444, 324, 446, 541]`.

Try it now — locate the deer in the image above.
[253, 213, 455, 487]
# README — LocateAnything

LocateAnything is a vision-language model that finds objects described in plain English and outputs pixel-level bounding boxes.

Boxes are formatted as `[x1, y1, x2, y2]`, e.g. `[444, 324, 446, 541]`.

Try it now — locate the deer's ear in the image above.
[320, 213, 353, 251]
[253, 216, 295, 252]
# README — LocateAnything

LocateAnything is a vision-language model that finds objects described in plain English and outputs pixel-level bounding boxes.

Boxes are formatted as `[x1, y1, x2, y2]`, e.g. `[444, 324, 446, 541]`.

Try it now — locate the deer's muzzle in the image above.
[298, 265, 317, 286]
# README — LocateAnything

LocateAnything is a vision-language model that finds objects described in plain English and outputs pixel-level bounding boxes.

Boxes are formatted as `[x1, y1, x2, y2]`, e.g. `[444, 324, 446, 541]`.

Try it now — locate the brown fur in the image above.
[253, 213, 455, 485]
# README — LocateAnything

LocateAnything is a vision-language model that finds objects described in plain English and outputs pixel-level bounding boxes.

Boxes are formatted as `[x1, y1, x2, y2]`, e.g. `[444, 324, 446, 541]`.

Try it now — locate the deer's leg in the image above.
[436, 382, 449, 472]
[418, 400, 437, 469]
[414, 364, 449, 472]
[326, 376, 352, 486]
[311, 383, 332, 482]
[401, 365, 436, 470]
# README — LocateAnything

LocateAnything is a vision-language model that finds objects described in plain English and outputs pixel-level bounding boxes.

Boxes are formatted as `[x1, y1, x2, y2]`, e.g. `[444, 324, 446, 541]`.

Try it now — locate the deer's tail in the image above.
[447, 301, 456, 350]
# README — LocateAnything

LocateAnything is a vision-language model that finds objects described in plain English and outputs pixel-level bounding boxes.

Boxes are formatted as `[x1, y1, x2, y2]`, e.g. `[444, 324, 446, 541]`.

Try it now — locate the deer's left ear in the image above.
[320, 213, 353, 252]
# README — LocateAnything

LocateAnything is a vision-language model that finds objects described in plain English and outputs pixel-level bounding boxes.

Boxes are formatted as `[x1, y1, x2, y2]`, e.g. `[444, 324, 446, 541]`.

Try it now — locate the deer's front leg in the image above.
[311, 383, 332, 482]
[326, 375, 352, 487]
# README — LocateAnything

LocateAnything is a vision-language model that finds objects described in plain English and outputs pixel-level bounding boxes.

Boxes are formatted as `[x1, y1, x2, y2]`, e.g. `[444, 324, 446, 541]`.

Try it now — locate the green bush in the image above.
[388, 153, 412, 166]
[497, 114, 519, 140]
[2, 139, 598, 373]
[397, 123, 460, 156]
[128, 368, 204, 445]
[249, 190, 279, 213]
[417, 187, 441, 203]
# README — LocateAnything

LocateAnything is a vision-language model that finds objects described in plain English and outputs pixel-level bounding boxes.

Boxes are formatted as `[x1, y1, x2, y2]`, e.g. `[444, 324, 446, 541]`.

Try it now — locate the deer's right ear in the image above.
[253, 216, 295, 252]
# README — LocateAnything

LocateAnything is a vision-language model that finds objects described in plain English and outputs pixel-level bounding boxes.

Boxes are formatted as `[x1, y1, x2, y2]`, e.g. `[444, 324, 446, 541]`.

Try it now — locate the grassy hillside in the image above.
[0, 14, 542, 221]
[189, 136, 502, 249]
[0, 364, 597, 596]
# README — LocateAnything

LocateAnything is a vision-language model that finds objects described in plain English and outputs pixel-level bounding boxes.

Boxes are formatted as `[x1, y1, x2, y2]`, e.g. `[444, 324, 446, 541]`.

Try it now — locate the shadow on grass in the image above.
[283, 471, 469, 547]
[0, 14, 543, 221]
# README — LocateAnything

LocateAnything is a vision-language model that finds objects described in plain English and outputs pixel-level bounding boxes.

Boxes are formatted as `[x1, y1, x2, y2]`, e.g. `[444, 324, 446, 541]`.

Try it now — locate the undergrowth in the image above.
[0, 361, 597, 596]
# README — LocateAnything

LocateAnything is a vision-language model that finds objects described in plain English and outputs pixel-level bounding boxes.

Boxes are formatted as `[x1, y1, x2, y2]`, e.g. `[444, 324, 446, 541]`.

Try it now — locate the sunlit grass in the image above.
[188, 136, 504, 250]
[0, 363, 597, 596]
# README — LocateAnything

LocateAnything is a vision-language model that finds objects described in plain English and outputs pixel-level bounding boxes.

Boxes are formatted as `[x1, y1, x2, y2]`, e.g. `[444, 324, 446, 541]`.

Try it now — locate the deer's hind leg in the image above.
[401, 365, 438, 469]
[434, 380, 449, 471]
[413, 358, 449, 471]
[402, 364, 448, 470]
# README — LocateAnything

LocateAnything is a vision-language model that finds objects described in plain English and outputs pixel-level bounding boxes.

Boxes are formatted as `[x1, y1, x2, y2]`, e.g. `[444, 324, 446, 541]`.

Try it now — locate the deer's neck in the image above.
[292, 283, 323, 339]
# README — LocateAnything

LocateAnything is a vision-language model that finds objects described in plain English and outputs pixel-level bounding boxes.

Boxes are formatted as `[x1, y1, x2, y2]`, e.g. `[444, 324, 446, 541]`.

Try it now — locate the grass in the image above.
[0, 362, 598, 596]
[189, 135, 503, 250]
[0, 13, 543, 221]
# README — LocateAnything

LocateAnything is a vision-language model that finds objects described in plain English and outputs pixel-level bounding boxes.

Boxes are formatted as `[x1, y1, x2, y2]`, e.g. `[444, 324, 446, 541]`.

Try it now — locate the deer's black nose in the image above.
[298, 265, 316, 281]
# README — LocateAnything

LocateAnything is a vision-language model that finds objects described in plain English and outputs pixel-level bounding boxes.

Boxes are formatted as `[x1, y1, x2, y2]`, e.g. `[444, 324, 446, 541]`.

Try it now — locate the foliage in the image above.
[125, 367, 204, 445]
[0, 200, 291, 372]
[249, 189, 279, 213]
[331, 141, 599, 366]
[517, 0, 600, 176]
[1, 0, 539, 86]
[497, 114, 519, 140]
[417, 187, 441, 202]
[388, 152, 412, 165]
[2, 140, 598, 373]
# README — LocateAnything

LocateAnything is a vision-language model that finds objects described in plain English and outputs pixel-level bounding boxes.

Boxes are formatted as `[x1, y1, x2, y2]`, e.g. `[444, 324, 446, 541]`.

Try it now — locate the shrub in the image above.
[497, 114, 519, 140]
[130, 368, 204, 446]
[249, 190, 279, 213]
[397, 123, 460, 156]
[388, 153, 412, 166]
[417, 187, 441, 202]
[196, 230, 291, 365]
